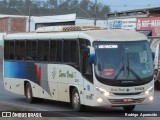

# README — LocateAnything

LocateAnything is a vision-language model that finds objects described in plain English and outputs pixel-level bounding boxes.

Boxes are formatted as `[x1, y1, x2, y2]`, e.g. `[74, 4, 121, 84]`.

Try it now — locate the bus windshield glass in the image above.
[94, 41, 153, 81]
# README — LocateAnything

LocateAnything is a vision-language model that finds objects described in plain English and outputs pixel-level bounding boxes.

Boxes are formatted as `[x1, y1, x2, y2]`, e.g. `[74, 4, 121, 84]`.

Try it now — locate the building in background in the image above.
[76, 18, 107, 29]
[28, 14, 76, 32]
[136, 17, 160, 36]
[107, 18, 136, 31]
[0, 15, 27, 33]
[0, 13, 107, 47]
[106, 7, 160, 52]
[0, 13, 107, 33]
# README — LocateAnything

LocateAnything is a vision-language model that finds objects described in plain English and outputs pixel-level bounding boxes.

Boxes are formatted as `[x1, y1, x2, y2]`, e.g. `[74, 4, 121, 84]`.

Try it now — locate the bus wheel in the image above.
[72, 88, 84, 111]
[25, 82, 35, 103]
[123, 105, 135, 111]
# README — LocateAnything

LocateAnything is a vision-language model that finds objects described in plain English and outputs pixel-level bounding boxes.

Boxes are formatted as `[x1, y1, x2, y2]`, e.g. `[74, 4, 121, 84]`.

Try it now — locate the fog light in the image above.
[97, 98, 103, 102]
[145, 90, 149, 95]
[149, 96, 153, 101]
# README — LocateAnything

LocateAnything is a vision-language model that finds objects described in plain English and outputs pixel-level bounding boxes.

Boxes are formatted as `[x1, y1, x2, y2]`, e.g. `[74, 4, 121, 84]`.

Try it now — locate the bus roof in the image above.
[4, 29, 148, 42]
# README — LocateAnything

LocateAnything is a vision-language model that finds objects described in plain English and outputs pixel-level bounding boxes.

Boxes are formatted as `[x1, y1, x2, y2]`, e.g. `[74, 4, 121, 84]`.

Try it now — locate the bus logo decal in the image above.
[52, 67, 56, 79]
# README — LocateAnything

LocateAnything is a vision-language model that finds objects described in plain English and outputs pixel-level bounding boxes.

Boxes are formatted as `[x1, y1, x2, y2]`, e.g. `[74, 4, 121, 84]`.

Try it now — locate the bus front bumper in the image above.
[94, 91, 154, 108]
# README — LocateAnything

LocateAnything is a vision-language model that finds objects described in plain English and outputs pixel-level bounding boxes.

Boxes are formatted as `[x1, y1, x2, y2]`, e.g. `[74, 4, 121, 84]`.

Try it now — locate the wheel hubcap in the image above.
[27, 88, 31, 99]
[73, 92, 80, 108]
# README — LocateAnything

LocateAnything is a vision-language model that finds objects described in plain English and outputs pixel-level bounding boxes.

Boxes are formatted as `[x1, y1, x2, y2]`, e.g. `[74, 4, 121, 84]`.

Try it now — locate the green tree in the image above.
[49, 0, 58, 8]
[79, 0, 92, 17]
[79, 0, 91, 12]
[70, 0, 79, 13]
[8, 0, 17, 8]
[2, 0, 7, 6]
[99, 5, 110, 18]
[58, 1, 70, 14]
[0, 0, 110, 19]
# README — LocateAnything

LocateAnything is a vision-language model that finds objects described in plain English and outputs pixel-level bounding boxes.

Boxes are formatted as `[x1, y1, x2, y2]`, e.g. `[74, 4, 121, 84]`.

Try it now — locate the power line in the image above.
[94, 0, 97, 26]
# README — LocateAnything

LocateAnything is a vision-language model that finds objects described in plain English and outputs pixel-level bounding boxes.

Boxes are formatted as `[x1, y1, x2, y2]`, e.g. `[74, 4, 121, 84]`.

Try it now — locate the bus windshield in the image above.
[94, 41, 153, 81]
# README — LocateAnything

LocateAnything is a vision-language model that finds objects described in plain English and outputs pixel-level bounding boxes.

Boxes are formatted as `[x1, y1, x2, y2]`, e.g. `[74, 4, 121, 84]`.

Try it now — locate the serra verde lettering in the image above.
[59, 70, 76, 78]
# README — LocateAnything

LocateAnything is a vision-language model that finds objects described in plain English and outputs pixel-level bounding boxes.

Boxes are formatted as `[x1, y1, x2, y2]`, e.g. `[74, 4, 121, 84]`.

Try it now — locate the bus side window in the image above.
[56, 40, 62, 62]
[26, 40, 37, 61]
[9, 41, 15, 60]
[50, 40, 62, 63]
[15, 41, 25, 60]
[50, 40, 57, 62]
[79, 39, 93, 83]
[19, 41, 25, 60]
[70, 40, 78, 64]
[38, 40, 49, 62]
[44, 41, 49, 61]
[26, 41, 32, 60]
[63, 39, 78, 65]
[32, 41, 37, 61]
[82, 51, 92, 75]
[63, 40, 70, 62]
[4, 41, 11, 59]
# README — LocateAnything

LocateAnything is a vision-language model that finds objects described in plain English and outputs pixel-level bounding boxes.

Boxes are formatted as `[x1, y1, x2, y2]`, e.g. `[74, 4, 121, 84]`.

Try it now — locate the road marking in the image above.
[0, 101, 96, 120]
[0, 100, 47, 111]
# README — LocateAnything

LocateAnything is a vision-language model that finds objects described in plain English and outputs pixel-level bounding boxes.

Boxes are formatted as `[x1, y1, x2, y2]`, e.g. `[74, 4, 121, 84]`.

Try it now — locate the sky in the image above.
[38, 0, 160, 12]
[95, 0, 160, 12]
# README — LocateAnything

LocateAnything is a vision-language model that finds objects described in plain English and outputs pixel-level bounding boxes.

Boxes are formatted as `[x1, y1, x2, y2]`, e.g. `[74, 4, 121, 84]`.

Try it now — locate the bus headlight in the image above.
[145, 86, 154, 95]
[97, 98, 103, 102]
[96, 87, 110, 96]
[145, 90, 149, 95]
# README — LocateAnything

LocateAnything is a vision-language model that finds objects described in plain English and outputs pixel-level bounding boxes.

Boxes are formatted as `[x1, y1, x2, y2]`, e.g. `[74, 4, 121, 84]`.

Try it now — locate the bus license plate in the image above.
[123, 98, 133, 102]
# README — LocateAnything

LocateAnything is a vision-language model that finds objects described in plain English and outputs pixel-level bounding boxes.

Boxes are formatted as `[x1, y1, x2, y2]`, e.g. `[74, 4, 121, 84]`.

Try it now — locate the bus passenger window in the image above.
[63, 40, 78, 64]
[26, 41, 32, 60]
[70, 41, 77, 63]
[50, 41, 57, 62]
[44, 41, 49, 61]
[26, 40, 37, 61]
[56, 41, 62, 62]
[19, 41, 25, 60]
[38, 40, 49, 62]
[32, 41, 37, 61]
[9, 41, 15, 60]
[63, 40, 70, 62]
[15, 41, 25, 60]
[4, 41, 11, 59]
[50, 40, 62, 63]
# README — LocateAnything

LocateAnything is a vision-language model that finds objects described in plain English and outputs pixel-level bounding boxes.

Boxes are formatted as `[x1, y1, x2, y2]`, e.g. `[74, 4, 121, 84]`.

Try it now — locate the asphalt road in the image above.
[0, 72, 160, 120]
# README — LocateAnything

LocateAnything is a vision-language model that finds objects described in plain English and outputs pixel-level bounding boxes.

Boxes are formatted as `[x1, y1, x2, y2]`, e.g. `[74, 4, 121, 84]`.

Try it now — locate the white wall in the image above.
[107, 18, 137, 31]
[76, 19, 107, 28]
[26, 14, 76, 32]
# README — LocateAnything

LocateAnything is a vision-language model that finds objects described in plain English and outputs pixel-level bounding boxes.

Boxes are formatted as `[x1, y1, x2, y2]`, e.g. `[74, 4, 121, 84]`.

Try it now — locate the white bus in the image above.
[3, 26, 154, 111]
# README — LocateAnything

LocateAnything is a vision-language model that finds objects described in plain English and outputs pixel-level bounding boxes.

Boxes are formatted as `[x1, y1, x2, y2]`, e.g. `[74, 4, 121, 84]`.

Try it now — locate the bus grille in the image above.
[113, 92, 141, 96]
[108, 98, 145, 104]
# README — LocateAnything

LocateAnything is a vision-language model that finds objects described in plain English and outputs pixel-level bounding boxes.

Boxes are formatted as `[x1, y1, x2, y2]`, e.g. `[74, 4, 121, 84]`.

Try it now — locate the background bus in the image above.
[3, 26, 154, 111]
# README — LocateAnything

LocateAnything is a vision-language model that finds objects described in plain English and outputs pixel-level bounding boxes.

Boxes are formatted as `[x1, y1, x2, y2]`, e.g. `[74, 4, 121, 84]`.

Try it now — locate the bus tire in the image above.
[123, 105, 135, 111]
[71, 88, 84, 111]
[25, 82, 35, 103]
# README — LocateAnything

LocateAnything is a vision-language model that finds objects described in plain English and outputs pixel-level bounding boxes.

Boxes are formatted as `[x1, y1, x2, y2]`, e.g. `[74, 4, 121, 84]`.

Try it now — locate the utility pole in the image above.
[28, 5, 31, 32]
[94, 0, 97, 26]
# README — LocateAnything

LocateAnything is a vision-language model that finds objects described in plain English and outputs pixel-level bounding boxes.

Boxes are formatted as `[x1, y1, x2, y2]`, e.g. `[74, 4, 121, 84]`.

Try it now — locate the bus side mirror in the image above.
[152, 52, 155, 61]
[89, 47, 95, 64]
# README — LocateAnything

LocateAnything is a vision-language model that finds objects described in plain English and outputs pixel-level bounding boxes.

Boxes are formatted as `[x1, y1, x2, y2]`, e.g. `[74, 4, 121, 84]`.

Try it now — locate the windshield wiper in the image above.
[114, 57, 125, 80]
[127, 57, 142, 81]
